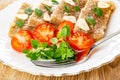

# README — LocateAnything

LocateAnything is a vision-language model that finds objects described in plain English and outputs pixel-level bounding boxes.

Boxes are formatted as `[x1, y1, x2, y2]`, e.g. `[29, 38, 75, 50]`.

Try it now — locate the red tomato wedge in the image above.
[11, 30, 33, 52]
[67, 31, 94, 51]
[56, 21, 74, 36]
[75, 48, 90, 62]
[32, 23, 55, 44]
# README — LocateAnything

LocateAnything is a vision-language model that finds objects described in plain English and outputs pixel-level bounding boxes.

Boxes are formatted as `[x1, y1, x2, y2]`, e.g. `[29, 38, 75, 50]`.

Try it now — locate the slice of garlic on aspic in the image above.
[43, 12, 51, 21]
[64, 0, 75, 6]
[63, 16, 76, 23]
[98, 1, 110, 8]
[16, 14, 28, 20]
[76, 18, 90, 31]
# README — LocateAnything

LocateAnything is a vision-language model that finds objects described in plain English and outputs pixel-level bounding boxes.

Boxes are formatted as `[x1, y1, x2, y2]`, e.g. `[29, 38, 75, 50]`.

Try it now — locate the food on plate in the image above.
[74, 0, 115, 41]
[8, 3, 33, 37]
[32, 22, 55, 44]
[9, 0, 115, 62]
[28, 0, 59, 27]
[11, 30, 33, 52]
[50, 0, 87, 25]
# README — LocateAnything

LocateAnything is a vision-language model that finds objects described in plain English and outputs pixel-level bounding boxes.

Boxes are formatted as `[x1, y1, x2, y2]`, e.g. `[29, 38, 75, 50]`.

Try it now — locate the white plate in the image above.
[0, 0, 120, 76]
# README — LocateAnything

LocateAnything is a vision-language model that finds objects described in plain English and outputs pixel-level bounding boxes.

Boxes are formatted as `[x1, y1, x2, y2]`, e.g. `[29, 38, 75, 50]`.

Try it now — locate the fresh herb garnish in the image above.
[50, 38, 58, 44]
[16, 19, 24, 28]
[93, 7, 103, 17]
[64, 5, 71, 13]
[61, 25, 70, 37]
[74, 6, 80, 12]
[23, 40, 75, 61]
[51, 0, 59, 4]
[31, 40, 40, 49]
[74, 0, 78, 2]
[35, 8, 43, 17]
[86, 16, 96, 27]
[57, 25, 71, 38]
[45, 5, 52, 13]
[54, 42, 75, 61]
[25, 7, 33, 15]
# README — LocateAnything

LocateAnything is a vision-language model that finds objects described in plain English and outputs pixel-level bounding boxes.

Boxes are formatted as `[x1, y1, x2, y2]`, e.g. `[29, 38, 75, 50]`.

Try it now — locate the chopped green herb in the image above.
[23, 40, 75, 61]
[86, 16, 96, 27]
[50, 38, 58, 44]
[35, 8, 43, 17]
[45, 5, 52, 13]
[41, 42, 48, 48]
[61, 25, 70, 37]
[54, 42, 75, 60]
[74, 0, 78, 2]
[57, 32, 63, 39]
[64, 5, 71, 13]
[57, 25, 71, 39]
[16, 19, 24, 28]
[93, 7, 103, 17]
[51, 0, 59, 4]
[74, 6, 80, 12]
[31, 40, 40, 49]
[25, 7, 33, 15]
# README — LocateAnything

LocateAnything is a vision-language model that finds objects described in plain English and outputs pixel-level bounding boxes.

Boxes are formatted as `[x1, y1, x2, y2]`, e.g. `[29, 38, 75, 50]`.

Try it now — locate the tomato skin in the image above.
[67, 31, 94, 62]
[75, 48, 90, 62]
[56, 21, 74, 36]
[67, 31, 94, 51]
[32, 23, 55, 44]
[11, 30, 33, 52]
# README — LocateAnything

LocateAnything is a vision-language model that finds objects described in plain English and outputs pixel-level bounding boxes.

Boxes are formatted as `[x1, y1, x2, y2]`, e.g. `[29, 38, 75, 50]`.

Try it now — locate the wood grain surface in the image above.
[0, 0, 120, 80]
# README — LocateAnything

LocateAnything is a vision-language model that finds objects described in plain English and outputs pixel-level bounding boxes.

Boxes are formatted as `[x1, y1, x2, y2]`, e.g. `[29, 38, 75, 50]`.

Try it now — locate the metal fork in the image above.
[32, 30, 120, 68]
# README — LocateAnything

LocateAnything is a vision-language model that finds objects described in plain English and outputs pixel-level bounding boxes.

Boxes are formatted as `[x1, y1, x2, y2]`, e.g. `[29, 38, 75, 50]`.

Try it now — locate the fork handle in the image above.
[93, 30, 120, 48]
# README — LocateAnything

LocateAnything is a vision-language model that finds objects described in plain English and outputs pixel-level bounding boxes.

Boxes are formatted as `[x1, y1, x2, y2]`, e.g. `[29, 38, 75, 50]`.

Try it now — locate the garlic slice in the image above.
[64, 0, 75, 6]
[98, 1, 110, 8]
[16, 14, 28, 20]
[63, 16, 76, 23]
[43, 12, 51, 21]
[76, 18, 90, 31]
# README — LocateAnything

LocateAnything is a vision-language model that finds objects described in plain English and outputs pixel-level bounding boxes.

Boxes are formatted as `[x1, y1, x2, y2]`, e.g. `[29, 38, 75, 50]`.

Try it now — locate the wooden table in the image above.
[0, 0, 120, 80]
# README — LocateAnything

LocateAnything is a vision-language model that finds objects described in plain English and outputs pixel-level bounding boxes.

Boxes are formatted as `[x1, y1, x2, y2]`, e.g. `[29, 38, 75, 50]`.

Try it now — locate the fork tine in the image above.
[31, 60, 76, 68]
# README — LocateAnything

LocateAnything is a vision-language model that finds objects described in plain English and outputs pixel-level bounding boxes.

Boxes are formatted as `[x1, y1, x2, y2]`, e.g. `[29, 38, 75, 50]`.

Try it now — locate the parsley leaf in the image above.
[50, 38, 58, 44]
[93, 7, 103, 17]
[31, 40, 40, 49]
[61, 25, 70, 37]
[16, 19, 24, 28]
[54, 42, 75, 60]
[35, 8, 43, 17]
[64, 5, 71, 13]
[45, 5, 52, 13]
[41, 42, 48, 48]
[86, 16, 96, 27]
[51, 0, 59, 4]
[25, 7, 33, 15]
[74, 0, 78, 2]
[74, 6, 80, 12]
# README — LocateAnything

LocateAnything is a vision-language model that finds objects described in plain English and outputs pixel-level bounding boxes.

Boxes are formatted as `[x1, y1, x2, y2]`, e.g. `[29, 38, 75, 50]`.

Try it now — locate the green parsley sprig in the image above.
[93, 6, 103, 17]
[25, 7, 33, 15]
[51, 0, 59, 4]
[64, 5, 71, 13]
[23, 25, 75, 61]
[16, 19, 24, 28]
[35, 8, 43, 17]
[86, 16, 96, 27]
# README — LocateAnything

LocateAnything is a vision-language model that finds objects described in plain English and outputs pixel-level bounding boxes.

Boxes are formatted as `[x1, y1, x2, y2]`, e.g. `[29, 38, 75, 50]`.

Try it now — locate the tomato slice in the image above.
[75, 48, 90, 62]
[33, 23, 55, 44]
[11, 30, 33, 52]
[67, 31, 94, 51]
[56, 21, 74, 36]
